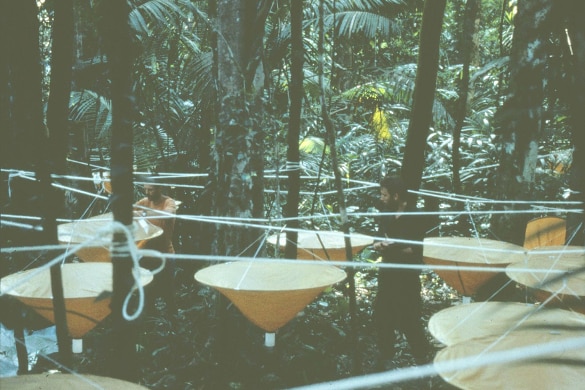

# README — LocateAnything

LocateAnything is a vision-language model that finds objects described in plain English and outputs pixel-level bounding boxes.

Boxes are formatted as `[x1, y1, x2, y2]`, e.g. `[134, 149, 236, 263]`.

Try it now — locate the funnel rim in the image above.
[1, 263, 153, 299]
[194, 261, 347, 292]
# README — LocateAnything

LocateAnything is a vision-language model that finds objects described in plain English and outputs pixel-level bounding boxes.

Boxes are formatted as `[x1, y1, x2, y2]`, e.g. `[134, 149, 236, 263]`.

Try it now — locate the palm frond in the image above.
[330, 11, 399, 38]
[129, 0, 188, 38]
[68, 90, 112, 142]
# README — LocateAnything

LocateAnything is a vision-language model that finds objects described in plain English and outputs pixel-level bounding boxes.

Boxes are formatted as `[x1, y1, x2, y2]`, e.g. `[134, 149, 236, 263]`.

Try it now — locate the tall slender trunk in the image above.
[401, 0, 446, 200]
[0, 0, 47, 373]
[284, 0, 303, 259]
[0, 0, 44, 169]
[102, 0, 138, 380]
[43, 0, 75, 366]
[212, 2, 270, 385]
[452, 0, 481, 194]
[492, 0, 559, 244]
[317, 0, 360, 374]
[564, 0, 585, 245]
[213, 0, 269, 257]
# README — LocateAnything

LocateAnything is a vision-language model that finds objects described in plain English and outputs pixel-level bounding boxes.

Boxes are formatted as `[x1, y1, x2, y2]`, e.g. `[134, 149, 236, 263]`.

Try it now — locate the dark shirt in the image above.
[377, 211, 425, 266]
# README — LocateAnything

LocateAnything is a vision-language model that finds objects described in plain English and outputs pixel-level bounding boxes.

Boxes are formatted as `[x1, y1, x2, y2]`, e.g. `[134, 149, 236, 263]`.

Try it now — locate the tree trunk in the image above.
[316, 0, 361, 374]
[0, 0, 46, 374]
[401, 0, 446, 199]
[564, 0, 585, 246]
[46, 0, 73, 173]
[0, 0, 44, 170]
[102, 0, 138, 380]
[284, 0, 303, 259]
[42, 0, 75, 366]
[212, 2, 271, 385]
[452, 0, 481, 194]
[212, 0, 269, 258]
[492, 0, 559, 244]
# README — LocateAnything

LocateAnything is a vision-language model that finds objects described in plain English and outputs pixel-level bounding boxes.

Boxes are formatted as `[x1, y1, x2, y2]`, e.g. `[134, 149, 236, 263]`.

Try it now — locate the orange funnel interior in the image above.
[195, 261, 347, 332]
[1, 263, 153, 338]
[423, 237, 526, 297]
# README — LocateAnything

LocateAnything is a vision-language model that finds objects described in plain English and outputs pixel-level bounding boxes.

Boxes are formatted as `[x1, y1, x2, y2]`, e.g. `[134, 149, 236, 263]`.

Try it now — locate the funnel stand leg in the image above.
[265, 332, 275, 348]
[14, 322, 28, 374]
[72, 338, 83, 353]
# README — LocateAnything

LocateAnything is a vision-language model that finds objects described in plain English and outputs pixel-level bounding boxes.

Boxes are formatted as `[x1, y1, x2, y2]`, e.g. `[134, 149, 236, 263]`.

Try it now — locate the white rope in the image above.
[288, 336, 585, 390]
[0, 220, 166, 323]
[468, 283, 581, 367]
[5, 207, 581, 242]
[3, 167, 576, 204]
[1, 244, 574, 276]
[109, 222, 149, 321]
[283, 161, 301, 172]
[2, 167, 583, 389]
[412, 187, 582, 205]
[4, 168, 581, 214]
[64, 158, 108, 171]
[232, 232, 274, 290]
[0, 220, 43, 231]
[1, 232, 581, 390]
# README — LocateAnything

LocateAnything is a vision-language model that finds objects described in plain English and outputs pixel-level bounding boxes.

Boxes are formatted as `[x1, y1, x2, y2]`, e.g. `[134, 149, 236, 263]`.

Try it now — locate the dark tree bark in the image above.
[564, 0, 585, 246]
[213, 0, 253, 257]
[284, 0, 303, 259]
[316, 0, 361, 374]
[492, 0, 559, 245]
[401, 0, 446, 201]
[452, 0, 481, 194]
[46, 0, 74, 173]
[42, 0, 75, 366]
[496, 0, 509, 108]
[0, 0, 44, 170]
[0, 0, 46, 373]
[102, 0, 138, 381]
[212, 0, 271, 257]
[211, 2, 272, 385]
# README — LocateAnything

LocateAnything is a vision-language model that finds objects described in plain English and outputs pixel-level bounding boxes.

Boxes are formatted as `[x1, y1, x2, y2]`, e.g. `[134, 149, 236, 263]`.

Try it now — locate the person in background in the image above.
[135, 179, 177, 254]
[134, 177, 177, 314]
[372, 176, 432, 368]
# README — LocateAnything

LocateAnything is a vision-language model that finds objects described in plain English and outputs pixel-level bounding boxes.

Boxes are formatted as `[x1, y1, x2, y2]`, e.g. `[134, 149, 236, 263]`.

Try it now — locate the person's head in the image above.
[143, 183, 162, 202]
[378, 176, 407, 211]
[140, 175, 163, 201]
